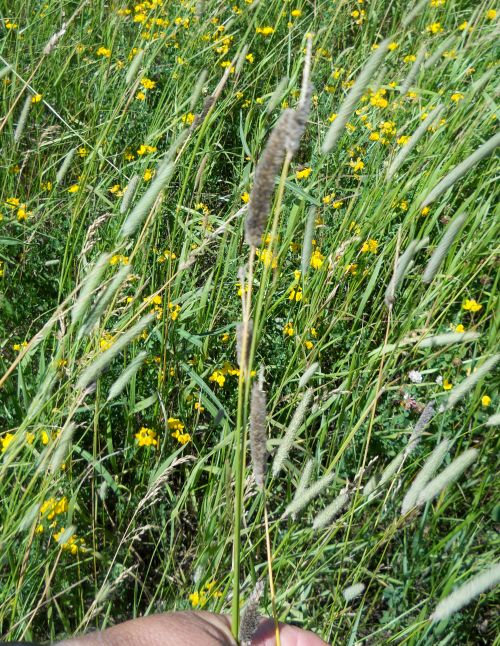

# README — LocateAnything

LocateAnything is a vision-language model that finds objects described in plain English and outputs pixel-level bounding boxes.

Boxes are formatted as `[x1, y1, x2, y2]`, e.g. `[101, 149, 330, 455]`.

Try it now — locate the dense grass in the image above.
[0, 0, 499, 643]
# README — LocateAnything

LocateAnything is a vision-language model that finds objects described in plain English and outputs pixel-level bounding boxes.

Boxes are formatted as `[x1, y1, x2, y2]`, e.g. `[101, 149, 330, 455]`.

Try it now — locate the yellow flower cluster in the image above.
[361, 239, 378, 254]
[96, 46, 111, 58]
[310, 249, 325, 269]
[296, 167, 312, 179]
[109, 254, 129, 265]
[41, 496, 68, 520]
[135, 427, 158, 447]
[157, 249, 177, 263]
[5, 197, 31, 221]
[462, 299, 482, 312]
[189, 580, 220, 608]
[53, 527, 87, 555]
[137, 144, 157, 155]
[168, 418, 191, 445]
[256, 26, 274, 35]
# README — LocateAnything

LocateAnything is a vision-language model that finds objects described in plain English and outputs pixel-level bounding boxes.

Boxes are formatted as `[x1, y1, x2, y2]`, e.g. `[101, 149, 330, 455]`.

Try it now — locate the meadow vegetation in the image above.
[0, 0, 499, 643]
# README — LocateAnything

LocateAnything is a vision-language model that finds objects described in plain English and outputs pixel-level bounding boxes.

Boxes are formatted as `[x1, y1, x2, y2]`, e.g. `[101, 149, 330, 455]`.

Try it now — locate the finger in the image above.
[56, 611, 236, 646]
[253, 620, 329, 646]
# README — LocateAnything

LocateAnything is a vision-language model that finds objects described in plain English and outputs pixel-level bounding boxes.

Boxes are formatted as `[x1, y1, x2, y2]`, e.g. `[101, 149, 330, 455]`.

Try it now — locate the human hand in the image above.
[56, 611, 328, 645]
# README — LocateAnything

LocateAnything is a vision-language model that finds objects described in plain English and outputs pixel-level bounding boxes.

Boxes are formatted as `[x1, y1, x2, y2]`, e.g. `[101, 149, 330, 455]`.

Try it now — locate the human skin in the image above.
[55, 612, 328, 646]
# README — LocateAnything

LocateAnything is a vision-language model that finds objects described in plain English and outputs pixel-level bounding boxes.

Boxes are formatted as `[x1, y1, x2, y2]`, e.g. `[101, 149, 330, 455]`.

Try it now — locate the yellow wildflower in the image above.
[241, 191, 250, 203]
[209, 370, 226, 387]
[349, 157, 364, 172]
[257, 248, 278, 269]
[296, 167, 312, 180]
[486, 9, 496, 20]
[1, 433, 15, 453]
[426, 22, 443, 34]
[481, 395, 491, 406]
[451, 92, 464, 102]
[141, 77, 156, 90]
[283, 322, 294, 336]
[455, 324, 465, 333]
[137, 144, 157, 155]
[31, 94, 43, 103]
[462, 299, 482, 312]
[96, 46, 111, 57]
[135, 427, 158, 447]
[361, 239, 378, 254]
[256, 26, 275, 35]
[310, 249, 325, 269]
[443, 379, 453, 391]
[182, 112, 195, 125]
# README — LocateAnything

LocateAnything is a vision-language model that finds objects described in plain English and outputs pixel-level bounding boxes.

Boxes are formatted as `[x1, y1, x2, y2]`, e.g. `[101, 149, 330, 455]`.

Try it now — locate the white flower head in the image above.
[435, 375, 443, 385]
[409, 370, 423, 384]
